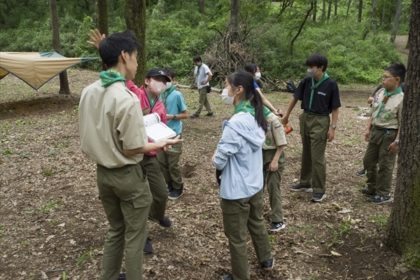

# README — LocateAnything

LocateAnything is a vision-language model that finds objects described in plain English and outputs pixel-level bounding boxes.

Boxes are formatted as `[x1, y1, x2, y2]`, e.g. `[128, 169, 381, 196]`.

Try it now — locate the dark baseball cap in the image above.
[145, 68, 171, 82]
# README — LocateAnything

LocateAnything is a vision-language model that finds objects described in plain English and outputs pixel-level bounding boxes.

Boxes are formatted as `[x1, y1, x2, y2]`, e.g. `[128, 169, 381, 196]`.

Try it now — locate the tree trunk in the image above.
[346, 0, 352, 17]
[390, 0, 402, 43]
[334, 0, 338, 16]
[380, 2, 385, 26]
[312, 0, 317, 21]
[97, 0, 108, 35]
[357, 0, 363, 23]
[386, 0, 420, 269]
[290, 1, 314, 56]
[229, 0, 240, 40]
[371, 0, 377, 32]
[198, 0, 205, 14]
[326, 0, 332, 20]
[125, 0, 146, 84]
[321, 0, 326, 21]
[49, 0, 70, 95]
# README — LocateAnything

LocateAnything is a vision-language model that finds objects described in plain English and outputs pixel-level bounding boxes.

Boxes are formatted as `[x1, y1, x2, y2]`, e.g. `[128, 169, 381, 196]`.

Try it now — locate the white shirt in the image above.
[194, 63, 212, 89]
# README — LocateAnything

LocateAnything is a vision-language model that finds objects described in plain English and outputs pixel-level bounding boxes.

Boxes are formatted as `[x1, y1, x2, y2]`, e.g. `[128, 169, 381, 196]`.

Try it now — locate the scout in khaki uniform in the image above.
[126, 69, 174, 254]
[157, 69, 189, 200]
[282, 54, 341, 202]
[213, 71, 274, 280]
[263, 113, 287, 232]
[79, 31, 180, 280]
[361, 63, 406, 204]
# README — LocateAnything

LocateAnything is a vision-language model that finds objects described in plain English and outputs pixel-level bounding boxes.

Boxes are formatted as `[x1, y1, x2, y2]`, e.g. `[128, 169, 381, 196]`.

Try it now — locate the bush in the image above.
[0, 1, 403, 85]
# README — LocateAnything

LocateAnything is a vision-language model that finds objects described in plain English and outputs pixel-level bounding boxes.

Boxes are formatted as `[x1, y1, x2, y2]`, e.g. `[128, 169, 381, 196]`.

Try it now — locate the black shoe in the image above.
[260, 258, 275, 270]
[118, 272, 126, 280]
[167, 182, 174, 193]
[143, 238, 153, 254]
[206, 112, 214, 117]
[190, 113, 199, 119]
[360, 187, 375, 197]
[270, 222, 286, 232]
[168, 188, 183, 200]
[158, 216, 172, 228]
[356, 169, 367, 176]
[311, 192, 326, 202]
[369, 195, 393, 204]
[221, 273, 233, 280]
[290, 183, 313, 192]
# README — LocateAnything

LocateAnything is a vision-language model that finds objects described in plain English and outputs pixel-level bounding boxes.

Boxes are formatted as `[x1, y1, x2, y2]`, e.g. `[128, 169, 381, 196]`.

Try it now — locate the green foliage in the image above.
[77, 248, 95, 267]
[330, 219, 352, 246]
[252, 19, 400, 84]
[0, 0, 407, 84]
[39, 199, 59, 214]
[371, 213, 389, 229]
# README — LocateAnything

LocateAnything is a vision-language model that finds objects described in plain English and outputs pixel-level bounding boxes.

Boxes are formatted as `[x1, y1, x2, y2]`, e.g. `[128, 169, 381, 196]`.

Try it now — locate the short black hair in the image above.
[163, 68, 176, 79]
[306, 53, 328, 72]
[386, 62, 406, 83]
[244, 63, 258, 74]
[99, 30, 140, 68]
[193, 56, 202, 63]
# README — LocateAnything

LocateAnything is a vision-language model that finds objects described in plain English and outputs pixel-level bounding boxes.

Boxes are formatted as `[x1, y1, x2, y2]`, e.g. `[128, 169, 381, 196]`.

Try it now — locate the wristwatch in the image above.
[173, 114, 177, 120]
[330, 124, 337, 129]
[394, 139, 399, 145]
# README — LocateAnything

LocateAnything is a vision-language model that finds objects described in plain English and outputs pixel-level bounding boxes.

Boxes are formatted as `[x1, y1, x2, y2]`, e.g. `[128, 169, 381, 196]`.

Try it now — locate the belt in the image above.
[373, 125, 397, 131]
[303, 111, 329, 116]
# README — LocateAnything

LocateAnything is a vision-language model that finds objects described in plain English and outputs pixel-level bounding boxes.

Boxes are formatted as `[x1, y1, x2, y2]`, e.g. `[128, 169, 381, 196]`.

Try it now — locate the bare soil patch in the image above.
[1, 70, 419, 280]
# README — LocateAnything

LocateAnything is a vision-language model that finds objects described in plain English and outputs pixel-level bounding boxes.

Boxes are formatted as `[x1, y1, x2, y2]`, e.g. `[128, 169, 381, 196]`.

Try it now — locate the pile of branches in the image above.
[203, 28, 296, 93]
[203, 27, 255, 87]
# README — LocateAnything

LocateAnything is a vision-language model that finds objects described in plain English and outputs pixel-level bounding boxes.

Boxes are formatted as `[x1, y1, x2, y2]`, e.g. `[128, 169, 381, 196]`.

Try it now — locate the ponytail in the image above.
[227, 71, 267, 132]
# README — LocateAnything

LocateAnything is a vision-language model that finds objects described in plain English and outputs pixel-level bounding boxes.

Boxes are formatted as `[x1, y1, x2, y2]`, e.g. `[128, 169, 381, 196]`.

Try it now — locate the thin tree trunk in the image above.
[312, 0, 317, 21]
[386, 0, 420, 268]
[371, 0, 377, 32]
[357, 0, 363, 23]
[327, 0, 332, 21]
[334, 0, 338, 16]
[390, 0, 402, 43]
[50, 0, 70, 95]
[125, 0, 146, 84]
[198, 0, 205, 14]
[380, 2, 386, 27]
[290, 1, 314, 56]
[229, 0, 240, 41]
[321, 0, 326, 21]
[346, 0, 352, 17]
[97, 0, 108, 35]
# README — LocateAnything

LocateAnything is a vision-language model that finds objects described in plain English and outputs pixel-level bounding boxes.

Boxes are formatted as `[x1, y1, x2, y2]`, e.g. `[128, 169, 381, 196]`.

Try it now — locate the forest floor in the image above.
[1, 69, 420, 280]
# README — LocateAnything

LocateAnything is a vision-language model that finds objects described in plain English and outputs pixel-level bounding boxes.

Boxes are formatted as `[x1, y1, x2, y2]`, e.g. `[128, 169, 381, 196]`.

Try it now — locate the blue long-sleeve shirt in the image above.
[213, 112, 265, 200]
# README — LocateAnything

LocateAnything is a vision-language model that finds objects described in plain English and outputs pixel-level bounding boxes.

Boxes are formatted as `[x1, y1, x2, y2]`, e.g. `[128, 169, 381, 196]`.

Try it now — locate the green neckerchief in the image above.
[309, 72, 330, 110]
[234, 100, 271, 118]
[147, 92, 159, 109]
[375, 86, 402, 119]
[161, 85, 176, 107]
[99, 69, 125, 88]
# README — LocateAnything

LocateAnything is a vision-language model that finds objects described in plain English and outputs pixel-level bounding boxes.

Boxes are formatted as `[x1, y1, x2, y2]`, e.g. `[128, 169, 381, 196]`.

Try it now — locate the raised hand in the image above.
[87, 28, 105, 49]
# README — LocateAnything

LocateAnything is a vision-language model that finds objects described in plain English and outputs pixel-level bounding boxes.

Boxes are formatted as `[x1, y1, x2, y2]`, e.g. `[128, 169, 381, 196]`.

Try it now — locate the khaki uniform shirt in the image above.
[79, 80, 147, 168]
[263, 113, 287, 150]
[371, 88, 404, 129]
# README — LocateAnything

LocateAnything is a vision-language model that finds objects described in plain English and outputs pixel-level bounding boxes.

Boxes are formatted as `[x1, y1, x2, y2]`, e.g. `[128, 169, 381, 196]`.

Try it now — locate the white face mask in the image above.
[166, 82, 173, 89]
[221, 88, 234, 105]
[150, 79, 167, 95]
[255, 72, 262, 80]
[307, 68, 316, 77]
